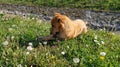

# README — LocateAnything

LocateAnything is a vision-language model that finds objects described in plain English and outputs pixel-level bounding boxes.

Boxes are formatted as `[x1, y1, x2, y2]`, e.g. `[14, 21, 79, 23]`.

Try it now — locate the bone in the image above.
[38, 35, 56, 41]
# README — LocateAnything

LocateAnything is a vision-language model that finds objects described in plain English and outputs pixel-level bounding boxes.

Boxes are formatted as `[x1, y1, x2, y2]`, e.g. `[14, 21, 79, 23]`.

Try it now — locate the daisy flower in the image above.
[101, 41, 105, 44]
[11, 36, 15, 40]
[2, 40, 9, 46]
[8, 28, 13, 31]
[73, 58, 80, 63]
[27, 46, 33, 51]
[26, 52, 30, 55]
[100, 52, 106, 56]
[17, 64, 22, 67]
[28, 42, 33, 46]
[94, 35, 98, 39]
[61, 51, 65, 55]
[43, 41, 47, 45]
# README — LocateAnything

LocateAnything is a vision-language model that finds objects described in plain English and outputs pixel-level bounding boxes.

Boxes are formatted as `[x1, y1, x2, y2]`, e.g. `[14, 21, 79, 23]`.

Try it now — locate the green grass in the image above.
[0, 0, 120, 11]
[0, 13, 120, 67]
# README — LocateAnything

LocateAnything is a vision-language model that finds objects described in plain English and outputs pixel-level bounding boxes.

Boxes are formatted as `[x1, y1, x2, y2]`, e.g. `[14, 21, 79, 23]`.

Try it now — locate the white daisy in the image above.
[73, 58, 80, 63]
[11, 36, 15, 40]
[43, 41, 47, 45]
[99, 29, 103, 31]
[28, 42, 33, 46]
[27, 46, 33, 51]
[94, 40, 98, 43]
[6, 36, 10, 40]
[17, 64, 22, 67]
[32, 17, 35, 20]
[26, 52, 30, 55]
[61, 51, 65, 55]
[67, 46, 70, 49]
[101, 41, 105, 44]
[39, 42, 42, 45]
[37, 20, 42, 24]
[97, 42, 101, 46]
[46, 52, 49, 56]
[2, 40, 9, 46]
[8, 28, 13, 31]
[112, 33, 115, 35]
[94, 35, 97, 39]
[86, 44, 88, 47]
[100, 52, 106, 56]
[12, 24, 16, 27]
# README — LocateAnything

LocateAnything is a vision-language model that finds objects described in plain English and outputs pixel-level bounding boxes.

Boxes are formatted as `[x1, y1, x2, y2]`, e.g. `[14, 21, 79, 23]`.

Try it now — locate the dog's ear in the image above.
[57, 18, 61, 23]
[54, 13, 62, 23]
[55, 13, 61, 16]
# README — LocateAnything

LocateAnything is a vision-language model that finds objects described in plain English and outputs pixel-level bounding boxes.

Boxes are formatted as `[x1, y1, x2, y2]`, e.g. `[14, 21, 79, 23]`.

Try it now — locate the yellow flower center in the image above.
[100, 56, 105, 60]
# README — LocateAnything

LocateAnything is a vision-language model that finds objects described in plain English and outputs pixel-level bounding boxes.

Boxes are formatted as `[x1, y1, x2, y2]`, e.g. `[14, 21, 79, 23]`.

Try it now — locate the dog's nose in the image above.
[50, 32, 52, 34]
[56, 32, 59, 35]
[53, 32, 59, 37]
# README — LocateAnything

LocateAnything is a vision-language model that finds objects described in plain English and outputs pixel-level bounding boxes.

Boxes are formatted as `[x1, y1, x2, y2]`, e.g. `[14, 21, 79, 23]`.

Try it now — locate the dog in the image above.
[50, 13, 87, 40]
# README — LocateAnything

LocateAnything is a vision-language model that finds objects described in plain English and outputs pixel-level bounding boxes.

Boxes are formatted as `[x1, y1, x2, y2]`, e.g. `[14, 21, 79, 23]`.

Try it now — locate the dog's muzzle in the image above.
[51, 32, 59, 37]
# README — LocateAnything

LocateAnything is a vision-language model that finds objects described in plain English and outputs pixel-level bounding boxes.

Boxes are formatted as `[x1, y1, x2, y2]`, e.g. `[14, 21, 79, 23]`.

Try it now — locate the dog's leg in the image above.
[83, 27, 87, 33]
[38, 35, 56, 41]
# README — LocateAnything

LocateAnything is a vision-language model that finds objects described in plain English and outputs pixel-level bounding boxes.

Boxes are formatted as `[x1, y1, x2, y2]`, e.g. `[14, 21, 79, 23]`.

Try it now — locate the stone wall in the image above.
[0, 4, 120, 31]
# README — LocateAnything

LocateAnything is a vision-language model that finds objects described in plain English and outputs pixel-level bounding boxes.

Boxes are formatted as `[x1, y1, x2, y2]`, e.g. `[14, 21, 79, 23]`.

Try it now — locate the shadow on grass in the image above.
[18, 33, 60, 48]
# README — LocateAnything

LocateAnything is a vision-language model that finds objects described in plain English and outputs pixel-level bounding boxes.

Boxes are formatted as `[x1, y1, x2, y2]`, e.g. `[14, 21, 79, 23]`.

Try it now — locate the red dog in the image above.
[50, 13, 87, 40]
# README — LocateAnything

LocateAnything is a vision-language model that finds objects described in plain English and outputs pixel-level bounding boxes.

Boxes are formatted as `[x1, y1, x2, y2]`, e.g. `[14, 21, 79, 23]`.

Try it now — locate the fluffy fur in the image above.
[50, 13, 87, 40]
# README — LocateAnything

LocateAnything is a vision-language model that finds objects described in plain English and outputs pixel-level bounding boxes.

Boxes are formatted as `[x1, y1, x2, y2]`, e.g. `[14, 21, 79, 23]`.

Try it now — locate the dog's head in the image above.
[50, 13, 61, 36]
[50, 13, 71, 38]
[50, 13, 66, 36]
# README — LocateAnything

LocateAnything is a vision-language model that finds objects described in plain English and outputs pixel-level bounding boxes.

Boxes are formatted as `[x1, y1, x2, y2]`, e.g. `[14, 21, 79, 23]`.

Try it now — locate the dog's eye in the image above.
[52, 25, 54, 27]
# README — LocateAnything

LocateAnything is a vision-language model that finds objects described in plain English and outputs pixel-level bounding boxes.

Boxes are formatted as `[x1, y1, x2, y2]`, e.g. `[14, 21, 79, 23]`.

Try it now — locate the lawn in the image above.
[0, 13, 120, 67]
